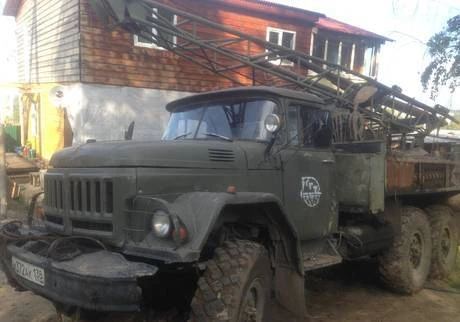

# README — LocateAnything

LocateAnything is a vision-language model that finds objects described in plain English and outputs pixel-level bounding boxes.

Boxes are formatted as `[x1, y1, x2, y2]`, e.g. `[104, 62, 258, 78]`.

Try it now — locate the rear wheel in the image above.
[189, 240, 271, 322]
[425, 205, 458, 279]
[378, 206, 432, 294]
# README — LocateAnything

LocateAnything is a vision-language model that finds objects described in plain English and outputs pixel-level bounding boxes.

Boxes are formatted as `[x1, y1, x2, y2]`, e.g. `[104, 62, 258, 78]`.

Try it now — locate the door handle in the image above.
[321, 159, 335, 164]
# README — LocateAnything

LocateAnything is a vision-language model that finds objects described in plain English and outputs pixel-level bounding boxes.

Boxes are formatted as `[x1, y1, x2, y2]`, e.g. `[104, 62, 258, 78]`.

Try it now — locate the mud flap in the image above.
[274, 267, 307, 318]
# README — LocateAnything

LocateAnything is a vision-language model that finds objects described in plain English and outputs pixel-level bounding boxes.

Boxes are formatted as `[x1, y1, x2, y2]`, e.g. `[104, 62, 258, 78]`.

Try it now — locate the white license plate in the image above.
[12, 257, 45, 286]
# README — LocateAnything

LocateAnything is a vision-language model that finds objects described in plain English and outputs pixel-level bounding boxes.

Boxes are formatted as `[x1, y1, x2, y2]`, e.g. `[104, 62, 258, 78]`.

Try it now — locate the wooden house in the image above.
[2, 0, 390, 160]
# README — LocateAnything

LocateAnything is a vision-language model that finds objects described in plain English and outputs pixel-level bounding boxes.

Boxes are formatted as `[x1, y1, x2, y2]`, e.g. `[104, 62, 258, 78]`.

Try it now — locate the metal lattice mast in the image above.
[89, 0, 455, 138]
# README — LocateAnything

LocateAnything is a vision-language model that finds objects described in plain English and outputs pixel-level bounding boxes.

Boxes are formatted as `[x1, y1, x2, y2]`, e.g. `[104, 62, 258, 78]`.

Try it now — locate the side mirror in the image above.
[264, 114, 282, 159]
[264, 114, 281, 133]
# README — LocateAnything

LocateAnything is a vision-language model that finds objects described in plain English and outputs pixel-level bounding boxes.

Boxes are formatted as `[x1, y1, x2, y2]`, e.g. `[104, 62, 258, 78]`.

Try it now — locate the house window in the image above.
[340, 43, 353, 69]
[313, 36, 326, 61]
[266, 27, 296, 65]
[363, 46, 378, 78]
[314, 36, 341, 65]
[134, 8, 177, 50]
[313, 35, 379, 78]
[326, 39, 340, 65]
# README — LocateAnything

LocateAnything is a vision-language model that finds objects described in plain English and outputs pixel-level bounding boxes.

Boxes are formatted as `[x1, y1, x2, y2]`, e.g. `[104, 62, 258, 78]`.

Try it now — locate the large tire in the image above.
[378, 206, 432, 294]
[189, 240, 272, 322]
[425, 205, 458, 279]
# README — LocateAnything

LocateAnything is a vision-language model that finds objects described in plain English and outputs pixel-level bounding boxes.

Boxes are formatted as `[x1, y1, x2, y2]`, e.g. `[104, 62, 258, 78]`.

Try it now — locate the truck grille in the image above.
[45, 178, 113, 214]
[44, 176, 115, 235]
[45, 178, 65, 210]
[68, 179, 114, 214]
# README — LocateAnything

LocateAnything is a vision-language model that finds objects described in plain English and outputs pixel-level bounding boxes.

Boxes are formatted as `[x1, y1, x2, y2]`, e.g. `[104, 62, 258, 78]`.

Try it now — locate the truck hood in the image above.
[50, 140, 247, 169]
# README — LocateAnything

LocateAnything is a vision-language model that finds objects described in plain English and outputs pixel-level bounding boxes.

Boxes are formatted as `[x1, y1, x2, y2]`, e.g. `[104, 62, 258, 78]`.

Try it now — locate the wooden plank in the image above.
[20, 7, 79, 38]
[16, 21, 80, 46]
[17, 0, 78, 24]
[21, 62, 81, 76]
[81, 73, 235, 92]
[81, 64, 228, 85]
[18, 48, 79, 73]
[15, 0, 80, 83]
[81, 59, 235, 82]
[16, 21, 80, 50]
[21, 34, 80, 57]
[27, 41, 80, 58]
[30, 74, 81, 83]
[5, 153, 39, 175]
[20, 56, 80, 71]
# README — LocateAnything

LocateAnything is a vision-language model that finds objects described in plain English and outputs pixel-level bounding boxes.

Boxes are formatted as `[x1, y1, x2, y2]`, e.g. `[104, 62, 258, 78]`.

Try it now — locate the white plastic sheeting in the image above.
[63, 83, 192, 144]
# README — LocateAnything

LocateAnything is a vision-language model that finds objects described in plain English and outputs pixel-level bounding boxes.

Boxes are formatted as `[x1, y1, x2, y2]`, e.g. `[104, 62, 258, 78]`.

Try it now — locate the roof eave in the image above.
[317, 17, 393, 43]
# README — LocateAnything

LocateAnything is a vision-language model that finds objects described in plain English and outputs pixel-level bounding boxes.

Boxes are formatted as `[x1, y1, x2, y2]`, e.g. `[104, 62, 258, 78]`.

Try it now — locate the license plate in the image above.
[12, 257, 45, 286]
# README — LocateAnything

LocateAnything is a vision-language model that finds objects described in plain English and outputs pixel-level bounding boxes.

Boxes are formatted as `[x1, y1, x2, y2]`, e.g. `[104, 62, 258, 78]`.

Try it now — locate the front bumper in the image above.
[2, 242, 158, 312]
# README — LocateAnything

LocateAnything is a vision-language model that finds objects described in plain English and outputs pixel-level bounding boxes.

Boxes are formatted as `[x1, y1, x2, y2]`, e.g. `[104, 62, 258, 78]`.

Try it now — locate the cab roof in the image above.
[166, 86, 325, 112]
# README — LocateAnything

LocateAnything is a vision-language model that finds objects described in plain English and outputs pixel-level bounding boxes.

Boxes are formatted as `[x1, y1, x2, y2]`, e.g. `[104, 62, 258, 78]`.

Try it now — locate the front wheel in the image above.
[189, 240, 272, 322]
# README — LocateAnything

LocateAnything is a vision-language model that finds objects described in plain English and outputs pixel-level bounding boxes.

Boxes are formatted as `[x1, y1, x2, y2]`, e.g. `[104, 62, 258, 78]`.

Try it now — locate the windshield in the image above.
[162, 100, 278, 142]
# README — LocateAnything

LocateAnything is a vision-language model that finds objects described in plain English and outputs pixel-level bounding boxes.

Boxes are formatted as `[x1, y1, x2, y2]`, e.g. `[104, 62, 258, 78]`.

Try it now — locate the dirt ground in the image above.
[1, 203, 460, 322]
[0, 260, 459, 322]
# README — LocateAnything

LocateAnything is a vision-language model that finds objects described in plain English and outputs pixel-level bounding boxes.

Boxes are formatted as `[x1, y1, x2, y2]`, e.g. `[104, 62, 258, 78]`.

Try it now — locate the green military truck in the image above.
[1, 86, 459, 321]
[2, 1, 460, 321]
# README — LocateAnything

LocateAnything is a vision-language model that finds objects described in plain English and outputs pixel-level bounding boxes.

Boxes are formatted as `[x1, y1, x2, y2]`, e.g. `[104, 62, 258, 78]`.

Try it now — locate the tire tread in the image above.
[378, 206, 432, 294]
[425, 205, 458, 279]
[189, 240, 267, 322]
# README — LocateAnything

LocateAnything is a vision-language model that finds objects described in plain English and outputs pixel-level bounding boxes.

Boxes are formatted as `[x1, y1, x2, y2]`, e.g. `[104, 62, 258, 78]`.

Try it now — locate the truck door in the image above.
[279, 103, 337, 240]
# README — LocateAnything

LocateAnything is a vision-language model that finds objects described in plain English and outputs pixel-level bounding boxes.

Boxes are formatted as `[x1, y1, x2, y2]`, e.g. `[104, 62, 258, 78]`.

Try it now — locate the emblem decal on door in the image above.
[300, 177, 322, 207]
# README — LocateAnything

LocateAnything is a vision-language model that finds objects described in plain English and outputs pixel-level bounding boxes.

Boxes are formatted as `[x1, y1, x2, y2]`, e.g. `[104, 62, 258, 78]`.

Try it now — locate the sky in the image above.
[0, 0, 459, 108]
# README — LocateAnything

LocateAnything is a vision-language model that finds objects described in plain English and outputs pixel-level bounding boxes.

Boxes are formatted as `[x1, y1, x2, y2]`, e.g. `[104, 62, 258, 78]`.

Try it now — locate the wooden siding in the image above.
[79, 0, 314, 92]
[15, 0, 80, 84]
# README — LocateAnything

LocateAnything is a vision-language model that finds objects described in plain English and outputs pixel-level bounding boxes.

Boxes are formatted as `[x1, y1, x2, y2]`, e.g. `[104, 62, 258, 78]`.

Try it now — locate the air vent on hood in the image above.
[208, 149, 235, 162]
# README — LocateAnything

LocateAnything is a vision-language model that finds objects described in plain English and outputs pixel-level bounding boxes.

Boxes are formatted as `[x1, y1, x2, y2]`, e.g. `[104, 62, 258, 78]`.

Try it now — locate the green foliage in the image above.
[421, 15, 459, 99]
[443, 111, 460, 130]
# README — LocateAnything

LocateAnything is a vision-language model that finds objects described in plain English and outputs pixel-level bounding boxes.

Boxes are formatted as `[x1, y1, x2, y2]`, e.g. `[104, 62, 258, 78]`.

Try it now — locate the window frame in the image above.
[266, 27, 297, 66]
[286, 102, 333, 149]
[134, 8, 177, 50]
[163, 98, 282, 143]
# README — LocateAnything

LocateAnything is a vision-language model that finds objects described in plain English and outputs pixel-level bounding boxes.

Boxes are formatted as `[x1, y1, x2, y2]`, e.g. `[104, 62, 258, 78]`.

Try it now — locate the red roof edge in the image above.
[317, 17, 393, 42]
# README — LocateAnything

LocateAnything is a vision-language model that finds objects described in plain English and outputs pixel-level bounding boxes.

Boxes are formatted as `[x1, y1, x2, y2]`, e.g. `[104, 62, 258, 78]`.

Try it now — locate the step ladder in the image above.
[302, 239, 343, 271]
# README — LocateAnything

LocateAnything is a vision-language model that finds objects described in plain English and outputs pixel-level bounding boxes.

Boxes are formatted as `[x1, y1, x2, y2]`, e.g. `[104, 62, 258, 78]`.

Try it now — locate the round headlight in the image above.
[152, 210, 171, 238]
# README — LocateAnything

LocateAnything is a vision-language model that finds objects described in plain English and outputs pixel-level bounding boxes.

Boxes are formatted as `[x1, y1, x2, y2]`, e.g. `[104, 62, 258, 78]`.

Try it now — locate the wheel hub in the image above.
[441, 227, 451, 259]
[409, 232, 423, 269]
[240, 279, 264, 322]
